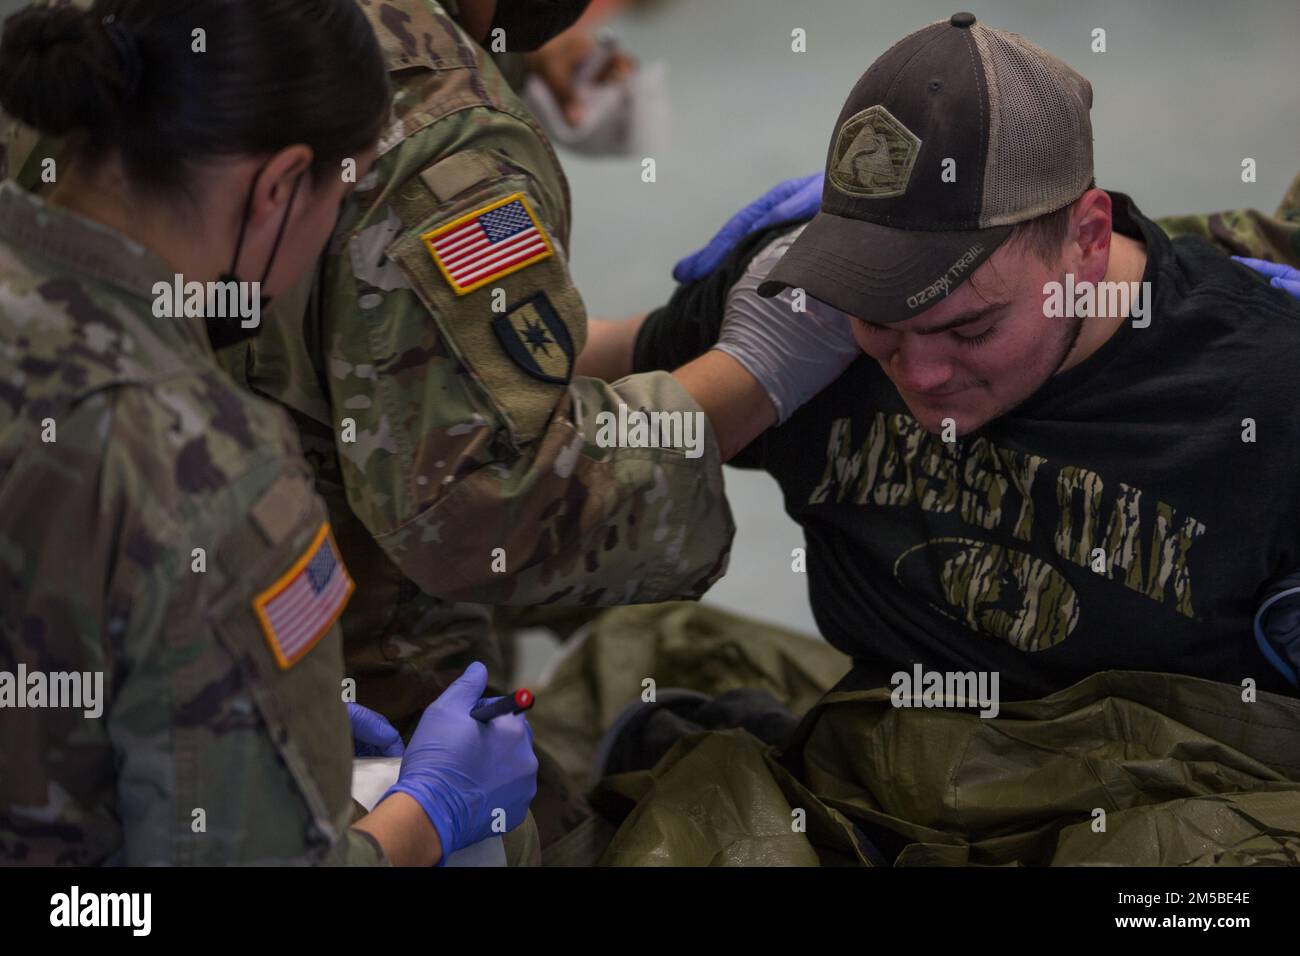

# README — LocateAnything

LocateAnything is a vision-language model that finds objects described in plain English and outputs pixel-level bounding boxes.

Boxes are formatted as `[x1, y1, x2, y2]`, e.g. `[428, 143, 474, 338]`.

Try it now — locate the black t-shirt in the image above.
[637, 195, 1300, 698]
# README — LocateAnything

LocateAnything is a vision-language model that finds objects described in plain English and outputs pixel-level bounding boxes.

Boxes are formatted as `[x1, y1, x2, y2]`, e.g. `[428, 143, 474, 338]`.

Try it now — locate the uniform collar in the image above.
[0, 181, 214, 355]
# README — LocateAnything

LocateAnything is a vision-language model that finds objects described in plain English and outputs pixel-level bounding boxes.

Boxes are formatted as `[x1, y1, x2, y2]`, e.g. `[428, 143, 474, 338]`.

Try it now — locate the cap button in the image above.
[950, 12, 976, 28]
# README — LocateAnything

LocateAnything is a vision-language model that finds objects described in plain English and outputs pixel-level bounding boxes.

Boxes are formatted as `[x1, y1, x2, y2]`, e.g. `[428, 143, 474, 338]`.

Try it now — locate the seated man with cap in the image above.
[582, 12, 1300, 700]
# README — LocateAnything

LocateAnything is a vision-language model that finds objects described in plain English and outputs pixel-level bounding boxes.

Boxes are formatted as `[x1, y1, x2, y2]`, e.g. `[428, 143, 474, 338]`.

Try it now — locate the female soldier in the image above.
[0, 0, 535, 866]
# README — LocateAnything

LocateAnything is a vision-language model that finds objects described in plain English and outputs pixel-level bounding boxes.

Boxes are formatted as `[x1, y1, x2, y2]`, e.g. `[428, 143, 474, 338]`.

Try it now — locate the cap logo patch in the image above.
[829, 105, 921, 199]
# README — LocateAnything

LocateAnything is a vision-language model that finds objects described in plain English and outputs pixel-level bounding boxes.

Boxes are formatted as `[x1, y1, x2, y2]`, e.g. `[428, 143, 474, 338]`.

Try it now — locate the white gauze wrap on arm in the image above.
[714, 225, 862, 424]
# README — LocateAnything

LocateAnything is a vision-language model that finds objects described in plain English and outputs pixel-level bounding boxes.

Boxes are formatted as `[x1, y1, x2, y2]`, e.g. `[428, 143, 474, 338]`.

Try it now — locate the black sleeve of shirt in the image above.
[632, 222, 804, 470]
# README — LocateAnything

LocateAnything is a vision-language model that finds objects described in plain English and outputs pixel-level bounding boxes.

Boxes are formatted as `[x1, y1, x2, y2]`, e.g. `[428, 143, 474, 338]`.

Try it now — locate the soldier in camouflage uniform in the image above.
[0, 0, 541, 867]
[208, 1, 740, 728]
[208, 1, 744, 852]
[0, 182, 383, 864]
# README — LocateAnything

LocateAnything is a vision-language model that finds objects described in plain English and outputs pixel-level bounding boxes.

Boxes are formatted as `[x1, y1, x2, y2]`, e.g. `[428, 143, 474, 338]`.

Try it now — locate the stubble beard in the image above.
[980, 311, 1085, 427]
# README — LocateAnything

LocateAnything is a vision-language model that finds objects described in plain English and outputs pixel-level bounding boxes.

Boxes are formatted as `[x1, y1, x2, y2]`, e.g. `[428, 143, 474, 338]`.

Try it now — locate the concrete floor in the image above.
[4, 0, 1295, 653]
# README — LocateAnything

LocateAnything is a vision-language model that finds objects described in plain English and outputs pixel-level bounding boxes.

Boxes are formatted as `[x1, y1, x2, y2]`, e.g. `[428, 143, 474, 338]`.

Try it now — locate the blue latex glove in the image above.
[1232, 256, 1300, 300]
[673, 173, 824, 283]
[380, 662, 538, 858]
[347, 702, 405, 758]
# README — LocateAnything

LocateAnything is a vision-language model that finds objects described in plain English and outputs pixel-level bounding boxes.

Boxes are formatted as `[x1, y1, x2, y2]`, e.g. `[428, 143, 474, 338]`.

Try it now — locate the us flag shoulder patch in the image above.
[253, 524, 353, 670]
[421, 193, 554, 295]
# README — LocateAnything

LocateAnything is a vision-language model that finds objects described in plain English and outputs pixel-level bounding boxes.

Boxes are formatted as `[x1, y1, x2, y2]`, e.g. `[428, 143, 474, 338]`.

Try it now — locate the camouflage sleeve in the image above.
[98, 390, 382, 865]
[321, 107, 734, 607]
[1157, 172, 1300, 267]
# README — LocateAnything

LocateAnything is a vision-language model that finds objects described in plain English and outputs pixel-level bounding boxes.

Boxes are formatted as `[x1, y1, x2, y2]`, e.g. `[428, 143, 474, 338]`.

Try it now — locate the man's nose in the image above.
[889, 337, 955, 393]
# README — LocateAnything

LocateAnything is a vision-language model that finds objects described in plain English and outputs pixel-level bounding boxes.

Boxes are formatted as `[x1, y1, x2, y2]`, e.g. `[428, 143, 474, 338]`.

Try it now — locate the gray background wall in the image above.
[6, 0, 1294, 644]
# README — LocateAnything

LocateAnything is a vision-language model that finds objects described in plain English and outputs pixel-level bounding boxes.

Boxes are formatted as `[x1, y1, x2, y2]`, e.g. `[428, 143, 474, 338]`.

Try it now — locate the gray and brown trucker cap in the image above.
[758, 12, 1094, 323]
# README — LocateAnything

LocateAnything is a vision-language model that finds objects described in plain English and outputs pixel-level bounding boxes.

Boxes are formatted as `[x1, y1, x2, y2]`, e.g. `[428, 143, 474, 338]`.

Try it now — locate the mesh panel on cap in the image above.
[973, 25, 1094, 227]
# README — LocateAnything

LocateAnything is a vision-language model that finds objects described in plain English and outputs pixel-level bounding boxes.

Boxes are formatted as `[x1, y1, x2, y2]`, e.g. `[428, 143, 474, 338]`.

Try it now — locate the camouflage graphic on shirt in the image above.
[811, 413, 1206, 651]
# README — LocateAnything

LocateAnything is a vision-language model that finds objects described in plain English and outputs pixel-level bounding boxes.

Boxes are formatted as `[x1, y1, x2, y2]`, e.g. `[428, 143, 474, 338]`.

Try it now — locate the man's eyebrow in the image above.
[857, 299, 1011, 334]
[913, 300, 1012, 335]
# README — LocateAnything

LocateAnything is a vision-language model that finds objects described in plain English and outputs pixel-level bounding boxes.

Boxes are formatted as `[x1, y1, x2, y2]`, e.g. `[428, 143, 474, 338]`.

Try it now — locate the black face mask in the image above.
[206, 161, 304, 351]
[490, 0, 592, 52]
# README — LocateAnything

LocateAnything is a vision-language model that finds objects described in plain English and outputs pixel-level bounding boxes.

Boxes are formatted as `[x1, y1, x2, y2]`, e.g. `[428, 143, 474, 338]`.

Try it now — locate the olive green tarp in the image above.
[524, 603, 1300, 866]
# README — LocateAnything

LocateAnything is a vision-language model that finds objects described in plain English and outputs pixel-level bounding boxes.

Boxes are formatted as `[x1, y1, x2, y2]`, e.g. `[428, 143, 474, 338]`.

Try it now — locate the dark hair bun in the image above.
[0, 6, 128, 136]
[0, 0, 388, 197]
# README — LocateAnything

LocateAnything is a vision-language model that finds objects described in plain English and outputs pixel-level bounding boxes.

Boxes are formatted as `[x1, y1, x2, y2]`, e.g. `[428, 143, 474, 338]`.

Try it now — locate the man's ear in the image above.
[251, 145, 314, 225]
[1069, 188, 1113, 284]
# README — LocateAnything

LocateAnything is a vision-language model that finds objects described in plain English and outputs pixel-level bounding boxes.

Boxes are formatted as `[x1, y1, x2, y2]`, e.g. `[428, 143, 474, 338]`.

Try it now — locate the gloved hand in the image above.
[714, 225, 861, 424]
[1232, 256, 1300, 299]
[380, 662, 538, 859]
[674, 173, 824, 283]
[347, 702, 405, 758]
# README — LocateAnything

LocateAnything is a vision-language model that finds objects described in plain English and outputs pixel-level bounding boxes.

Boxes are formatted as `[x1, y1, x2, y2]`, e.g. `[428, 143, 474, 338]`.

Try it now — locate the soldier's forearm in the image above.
[574, 313, 645, 381]
[673, 350, 778, 462]
[353, 793, 443, 868]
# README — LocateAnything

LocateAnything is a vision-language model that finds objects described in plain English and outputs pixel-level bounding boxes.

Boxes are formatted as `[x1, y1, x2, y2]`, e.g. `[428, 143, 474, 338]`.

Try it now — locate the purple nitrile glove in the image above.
[673, 173, 824, 283]
[379, 662, 538, 859]
[1232, 256, 1300, 300]
[347, 702, 405, 758]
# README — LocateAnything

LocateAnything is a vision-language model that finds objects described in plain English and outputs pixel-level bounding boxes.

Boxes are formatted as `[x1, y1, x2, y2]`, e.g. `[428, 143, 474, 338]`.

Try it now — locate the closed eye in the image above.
[952, 322, 999, 348]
